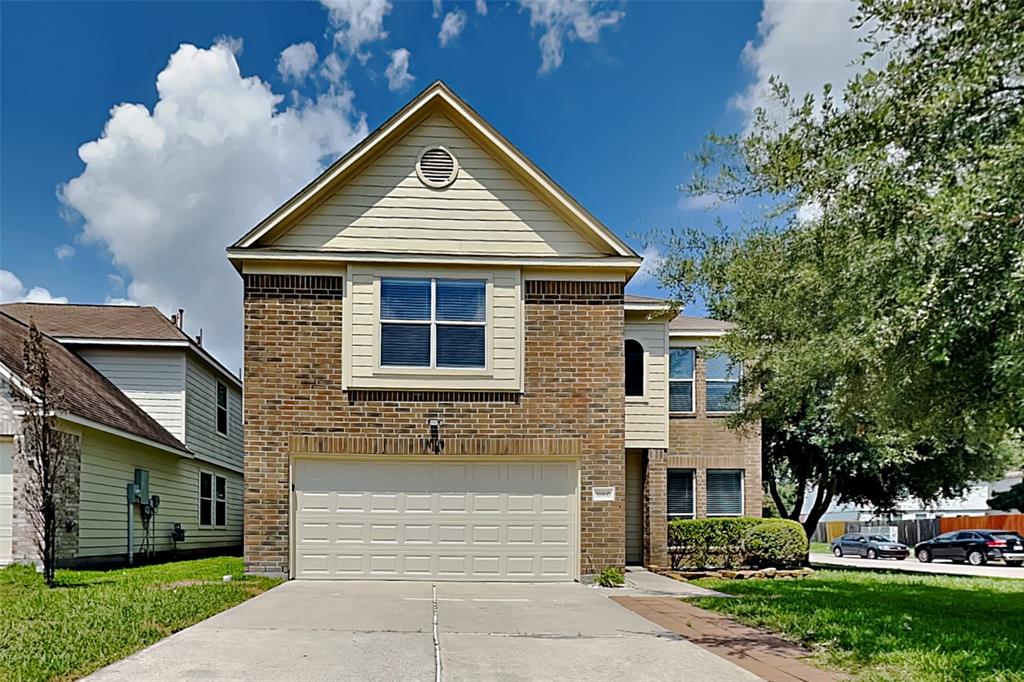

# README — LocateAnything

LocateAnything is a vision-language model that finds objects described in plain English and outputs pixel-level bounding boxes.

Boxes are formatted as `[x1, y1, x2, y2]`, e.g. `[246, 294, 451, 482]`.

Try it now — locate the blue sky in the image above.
[0, 0, 867, 368]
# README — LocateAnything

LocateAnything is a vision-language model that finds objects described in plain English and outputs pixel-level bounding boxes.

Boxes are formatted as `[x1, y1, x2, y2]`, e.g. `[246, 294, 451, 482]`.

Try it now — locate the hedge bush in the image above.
[667, 518, 761, 569]
[742, 519, 807, 568]
[667, 517, 807, 569]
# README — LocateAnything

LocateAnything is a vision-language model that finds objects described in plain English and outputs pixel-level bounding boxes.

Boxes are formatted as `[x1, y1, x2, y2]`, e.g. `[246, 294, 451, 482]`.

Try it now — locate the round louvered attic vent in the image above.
[415, 146, 459, 188]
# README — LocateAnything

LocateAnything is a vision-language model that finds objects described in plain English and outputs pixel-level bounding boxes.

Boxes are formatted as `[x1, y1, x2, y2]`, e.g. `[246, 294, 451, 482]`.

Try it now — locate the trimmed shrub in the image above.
[742, 519, 808, 568]
[667, 518, 761, 569]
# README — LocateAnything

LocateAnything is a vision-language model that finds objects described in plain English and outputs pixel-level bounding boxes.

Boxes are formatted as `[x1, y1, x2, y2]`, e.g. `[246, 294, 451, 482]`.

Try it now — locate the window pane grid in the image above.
[381, 278, 485, 369]
[667, 468, 695, 519]
[669, 348, 695, 413]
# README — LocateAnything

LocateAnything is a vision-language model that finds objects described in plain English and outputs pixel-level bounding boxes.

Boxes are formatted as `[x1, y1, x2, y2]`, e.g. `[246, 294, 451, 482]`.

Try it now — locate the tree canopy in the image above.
[657, 0, 1023, 519]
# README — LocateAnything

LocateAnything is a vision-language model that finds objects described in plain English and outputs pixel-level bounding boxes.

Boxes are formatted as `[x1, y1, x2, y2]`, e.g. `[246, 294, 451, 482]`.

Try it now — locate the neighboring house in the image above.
[808, 471, 1024, 522]
[0, 304, 243, 567]
[229, 81, 761, 581]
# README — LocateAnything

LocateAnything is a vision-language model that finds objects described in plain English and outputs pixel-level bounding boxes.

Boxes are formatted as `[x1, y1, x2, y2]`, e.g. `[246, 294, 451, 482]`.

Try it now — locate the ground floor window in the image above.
[706, 469, 744, 517]
[667, 468, 695, 519]
[200, 471, 227, 527]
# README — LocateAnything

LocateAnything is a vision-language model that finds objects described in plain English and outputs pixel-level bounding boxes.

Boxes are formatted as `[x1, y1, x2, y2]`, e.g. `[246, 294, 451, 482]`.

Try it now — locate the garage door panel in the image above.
[293, 459, 577, 581]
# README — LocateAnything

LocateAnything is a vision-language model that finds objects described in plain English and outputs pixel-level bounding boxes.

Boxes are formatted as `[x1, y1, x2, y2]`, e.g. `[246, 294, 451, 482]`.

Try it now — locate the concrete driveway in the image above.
[810, 552, 1024, 579]
[85, 580, 758, 682]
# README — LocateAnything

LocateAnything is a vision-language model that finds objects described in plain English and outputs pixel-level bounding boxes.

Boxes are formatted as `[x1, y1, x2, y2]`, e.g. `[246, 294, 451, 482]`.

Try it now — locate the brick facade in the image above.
[12, 431, 81, 566]
[643, 352, 762, 567]
[242, 275, 625, 578]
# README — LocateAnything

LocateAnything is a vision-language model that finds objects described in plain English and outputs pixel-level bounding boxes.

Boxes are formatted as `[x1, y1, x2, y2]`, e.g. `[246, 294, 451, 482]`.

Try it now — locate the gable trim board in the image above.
[234, 250, 640, 270]
[230, 81, 639, 264]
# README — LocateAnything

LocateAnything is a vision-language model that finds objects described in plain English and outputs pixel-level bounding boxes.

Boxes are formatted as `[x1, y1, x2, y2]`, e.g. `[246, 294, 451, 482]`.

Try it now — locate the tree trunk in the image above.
[801, 476, 837, 539]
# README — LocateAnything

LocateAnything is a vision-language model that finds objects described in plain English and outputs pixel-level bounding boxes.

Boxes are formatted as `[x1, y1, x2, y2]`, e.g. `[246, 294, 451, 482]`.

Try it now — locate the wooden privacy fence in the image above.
[811, 514, 1024, 546]
[938, 514, 1024, 535]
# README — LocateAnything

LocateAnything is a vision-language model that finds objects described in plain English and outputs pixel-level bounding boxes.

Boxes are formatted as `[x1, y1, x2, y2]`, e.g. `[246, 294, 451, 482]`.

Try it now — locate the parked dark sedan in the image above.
[831, 533, 910, 559]
[915, 530, 1024, 566]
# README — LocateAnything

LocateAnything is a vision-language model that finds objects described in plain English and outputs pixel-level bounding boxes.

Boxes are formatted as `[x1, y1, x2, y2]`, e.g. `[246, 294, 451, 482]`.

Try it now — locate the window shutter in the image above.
[667, 469, 695, 518]
[669, 382, 693, 412]
[707, 469, 743, 516]
[381, 279, 431, 320]
[436, 280, 485, 321]
[380, 324, 431, 366]
[706, 381, 740, 412]
[436, 326, 485, 367]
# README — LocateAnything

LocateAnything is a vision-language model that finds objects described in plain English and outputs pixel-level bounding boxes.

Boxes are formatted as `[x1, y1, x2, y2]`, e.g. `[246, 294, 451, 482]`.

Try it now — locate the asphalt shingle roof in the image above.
[0, 312, 187, 452]
[0, 303, 188, 341]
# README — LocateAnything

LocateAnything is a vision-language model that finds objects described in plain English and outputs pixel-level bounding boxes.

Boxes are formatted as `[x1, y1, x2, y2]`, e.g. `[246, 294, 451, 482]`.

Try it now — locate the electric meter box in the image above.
[134, 469, 150, 502]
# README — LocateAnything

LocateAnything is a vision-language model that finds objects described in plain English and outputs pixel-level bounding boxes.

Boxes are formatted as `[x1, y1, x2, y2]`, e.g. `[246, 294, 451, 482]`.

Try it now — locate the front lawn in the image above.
[692, 570, 1024, 681]
[0, 556, 281, 682]
[810, 541, 831, 554]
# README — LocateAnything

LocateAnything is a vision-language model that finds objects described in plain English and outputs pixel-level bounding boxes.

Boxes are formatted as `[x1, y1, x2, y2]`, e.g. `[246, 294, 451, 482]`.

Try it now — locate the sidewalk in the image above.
[613, 596, 841, 682]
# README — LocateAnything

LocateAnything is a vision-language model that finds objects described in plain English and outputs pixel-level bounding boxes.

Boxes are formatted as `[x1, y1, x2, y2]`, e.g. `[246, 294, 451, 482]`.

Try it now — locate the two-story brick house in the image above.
[230, 81, 760, 580]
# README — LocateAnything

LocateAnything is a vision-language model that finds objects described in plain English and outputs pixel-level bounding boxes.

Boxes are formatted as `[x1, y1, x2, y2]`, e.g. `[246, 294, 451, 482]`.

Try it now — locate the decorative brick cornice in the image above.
[289, 435, 581, 457]
[524, 280, 624, 305]
[243, 274, 343, 300]
[346, 390, 521, 404]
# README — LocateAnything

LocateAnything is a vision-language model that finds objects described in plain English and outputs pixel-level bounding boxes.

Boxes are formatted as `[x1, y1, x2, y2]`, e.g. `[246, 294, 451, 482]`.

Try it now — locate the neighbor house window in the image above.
[706, 469, 743, 517]
[216, 382, 228, 435]
[200, 472, 226, 527]
[380, 278, 486, 368]
[667, 469, 695, 519]
[669, 348, 695, 413]
[705, 353, 741, 413]
[625, 339, 644, 397]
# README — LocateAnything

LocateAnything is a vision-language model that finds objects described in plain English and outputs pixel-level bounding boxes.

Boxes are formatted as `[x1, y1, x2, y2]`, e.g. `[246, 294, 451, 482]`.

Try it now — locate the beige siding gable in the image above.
[273, 113, 609, 258]
[76, 348, 186, 441]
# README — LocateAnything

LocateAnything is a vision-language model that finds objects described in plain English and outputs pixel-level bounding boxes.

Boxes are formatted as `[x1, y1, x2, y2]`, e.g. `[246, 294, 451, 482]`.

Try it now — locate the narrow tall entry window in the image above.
[625, 339, 644, 397]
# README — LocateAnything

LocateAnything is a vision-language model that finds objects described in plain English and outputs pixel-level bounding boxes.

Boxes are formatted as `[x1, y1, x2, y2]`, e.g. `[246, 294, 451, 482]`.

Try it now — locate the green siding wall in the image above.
[77, 428, 242, 558]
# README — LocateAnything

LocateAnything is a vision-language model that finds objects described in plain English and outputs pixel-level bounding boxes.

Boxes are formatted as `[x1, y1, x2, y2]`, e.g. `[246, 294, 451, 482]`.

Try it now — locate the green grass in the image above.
[810, 542, 831, 554]
[692, 570, 1024, 681]
[0, 557, 281, 682]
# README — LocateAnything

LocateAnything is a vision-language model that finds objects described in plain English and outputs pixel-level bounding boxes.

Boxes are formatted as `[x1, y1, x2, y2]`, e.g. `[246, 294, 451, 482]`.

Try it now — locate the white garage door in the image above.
[0, 439, 13, 566]
[293, 458, 578, 581]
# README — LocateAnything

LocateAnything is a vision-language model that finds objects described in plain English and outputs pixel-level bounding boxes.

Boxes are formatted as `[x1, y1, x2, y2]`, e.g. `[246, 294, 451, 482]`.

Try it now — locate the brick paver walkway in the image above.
[613, 597, 841, 682]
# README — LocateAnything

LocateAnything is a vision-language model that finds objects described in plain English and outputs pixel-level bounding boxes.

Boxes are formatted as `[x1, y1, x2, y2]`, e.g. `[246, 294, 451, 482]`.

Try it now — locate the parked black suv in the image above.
[914, 530, 1024, 566]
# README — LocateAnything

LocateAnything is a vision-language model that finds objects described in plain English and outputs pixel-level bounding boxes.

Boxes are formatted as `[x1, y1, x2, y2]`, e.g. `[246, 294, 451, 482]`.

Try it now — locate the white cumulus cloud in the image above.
[519, 0, 625, 74]
[321, 0, 393, 65]
[278, 41, 319, 82]
[58, 40, 368, 367]
[475, 0, 488, 15]
[0, 270, 68, 304]
[439, 9, 467, 47]
[732, 0, 887, 132]
[385, 48, 415, 92]
[320, 52, 347, 84]
[54, 244, 76, 262]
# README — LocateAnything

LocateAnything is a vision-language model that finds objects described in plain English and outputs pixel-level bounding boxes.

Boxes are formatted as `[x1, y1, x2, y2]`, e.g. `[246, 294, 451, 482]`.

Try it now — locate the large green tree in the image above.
[658, 0, 1023, 519]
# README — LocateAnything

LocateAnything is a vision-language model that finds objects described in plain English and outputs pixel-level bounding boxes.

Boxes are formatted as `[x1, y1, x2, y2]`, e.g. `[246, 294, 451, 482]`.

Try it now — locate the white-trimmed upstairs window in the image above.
[707, 469, 744, 517]
[705, 353, 741, 413]
[216, 382, 228, 435]
[669, 348, 695, 413]
[380, 278, 486, 369]
[667, 468, 695, 519]
[199, 472, 226, 527]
